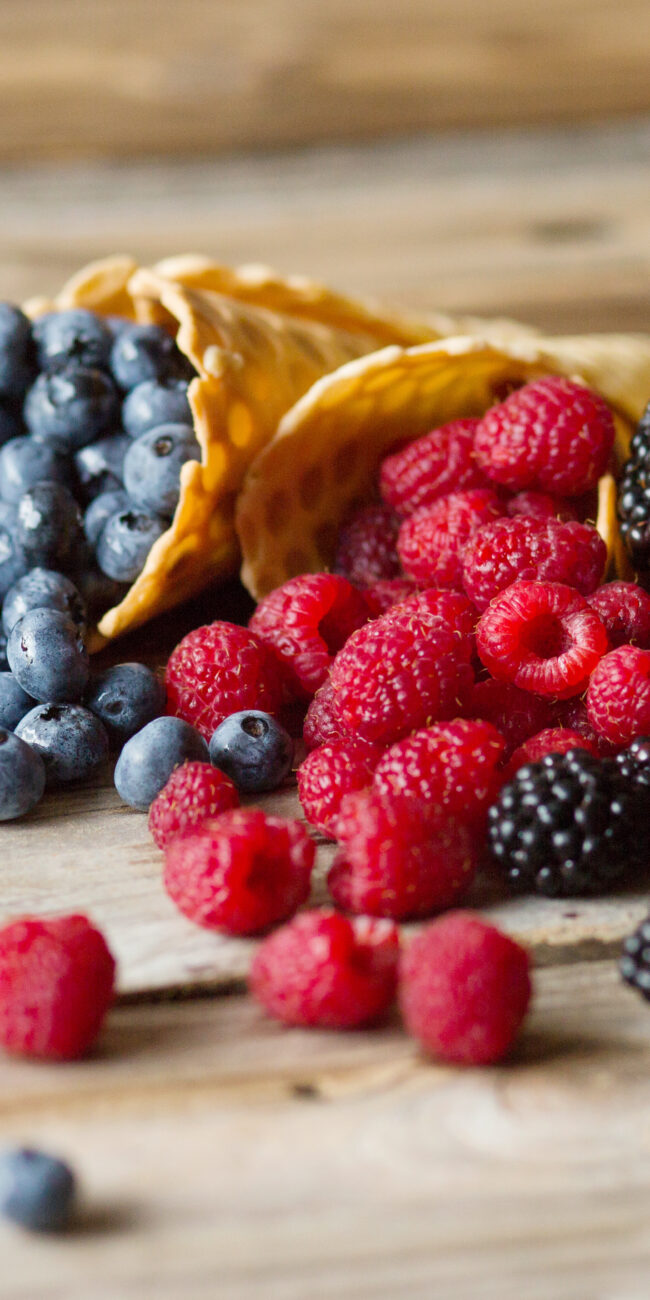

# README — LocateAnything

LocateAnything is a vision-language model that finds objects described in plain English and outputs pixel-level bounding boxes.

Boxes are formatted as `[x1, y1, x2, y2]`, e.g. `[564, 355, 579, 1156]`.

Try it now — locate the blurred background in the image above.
[0, 0, 649, 331]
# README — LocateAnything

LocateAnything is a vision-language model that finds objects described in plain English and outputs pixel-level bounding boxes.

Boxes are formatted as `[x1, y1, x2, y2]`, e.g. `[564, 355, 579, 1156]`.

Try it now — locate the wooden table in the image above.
[1, 118, 650, 1298]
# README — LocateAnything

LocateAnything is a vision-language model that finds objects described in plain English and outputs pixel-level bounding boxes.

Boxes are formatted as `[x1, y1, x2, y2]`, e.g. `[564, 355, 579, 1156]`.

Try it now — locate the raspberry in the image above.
[380, 418, 485, 516]
[164, 809, 315, 936]
[397, 489, 503, 588]
[504, 726, 598, 779]
[249, 573, 370, 700]
[399, 912, 531, 1065]
[329, 790, 478, 920]
[297, 741, 381, 837]
[249, 910, 399, 1029]
[551, 697, 619, 757]
[333, 504, 402, 586]
[363, 577, 417, 617]
[463, 678, 555, 758]
[476, 580, 609, 698]
[165, 622, 285, 742]
[0, 915, 115, 1061]
[506, 490, 580, 522]
[303, 678, 355, 751]
[390, 587, 478, 644]
[587, 582, 650, 649]
[148, 761, 239, 850]
[586, 645, 650, 746]
[474, 376, 615, 497]
[373, 719, 505, 830]
[329, 608, 474, 744]
[462, 516, 606, 611]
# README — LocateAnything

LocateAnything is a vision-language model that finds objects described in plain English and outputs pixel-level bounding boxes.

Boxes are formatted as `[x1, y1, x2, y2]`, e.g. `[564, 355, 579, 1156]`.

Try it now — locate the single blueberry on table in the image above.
[0, 673, 35, 730]
[209, 710, 294, 793]
[24, 365, 119, 450]
[122, 423, 200, 518]
[83, 489, 129, 548]
[74, 433, 129, 502]
[96, 508, 167, 583]
[15, 481, 83, 571]
[85, 662, 166, 747]
[33, 308, 112, 373]
[0, 435, 73, 505]
[114, 715, 208, 809]
[0, 303, 35, 402]
[110, 323, 194, 391]
[0, 728, 46, 818]
[16, 702, 109, 785]
[2, 568, 86, 636]
[122, 378, 192, 439]
[8, 608, 89, 703]
[0, 1147, 76, 1232]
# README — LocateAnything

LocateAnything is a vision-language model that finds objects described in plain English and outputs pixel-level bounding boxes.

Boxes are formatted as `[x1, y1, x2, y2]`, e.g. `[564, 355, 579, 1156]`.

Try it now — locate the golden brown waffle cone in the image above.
[236, 331, 650, 599]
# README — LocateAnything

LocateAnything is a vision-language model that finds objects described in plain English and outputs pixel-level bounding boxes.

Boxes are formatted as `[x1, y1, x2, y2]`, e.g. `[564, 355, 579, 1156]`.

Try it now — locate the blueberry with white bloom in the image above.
[8, 608, 89, 703]
[0, 1148, 76, 1232]
[0, 435, 73, 504]
[83, 489, 130, 547]
[122, 377, 192, 439]
[33, 308, 112, 373]
[123, 423, 200, 518]
[110, 323, 193, 391]
[24, 365, 119, 450]
[0, 303, 35, 402]
[209, 710, 294, 793]
[96, 508, 167, 583]
[0, 729, 46, 818]
[0, 673, 35, 730]
[16, 702, 109, 785]
[15, 482, 83, 571]
[74, 433, 129, 502]
[2, 568, 86, 636]
[85, 662, 166, 746]
[114, 715, 208, 809]
[0, 516, 29, 601]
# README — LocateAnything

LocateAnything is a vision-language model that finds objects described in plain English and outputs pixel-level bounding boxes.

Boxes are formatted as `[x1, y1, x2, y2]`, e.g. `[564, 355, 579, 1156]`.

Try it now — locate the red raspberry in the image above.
[249, 910, 399, 1029]
[297, 741, 381, 837]
[334, 505, 402, 586]
[474, 376, 615, 497]
[165, 622, 284, 742]
[586, 645, 650, 746]
[329, 608, 474, 744]
[504, 726, 598, 780]
[0, 915, 115, 1061]
[329, 791, 478, 920]
[249, 573, 370, 701]
[164, 809, 315, 936]
[587, 581, 650, 649]
[399, 911, 532, 1065]
[373, 719, 505, 830]
[397, 489, 503, 588]
[476, 580, 609, 698]
[506, 490, 580, 522]
[148, 761, 239, 850]
[380, 418, 485, 516]
[391, 587, 478, 643]
[303, 678, 354, 751]
[363, 577, 417, 616]
[551, 696, 619, 757]
[463, 678, 555, 758]
[462, 516, 606, 611]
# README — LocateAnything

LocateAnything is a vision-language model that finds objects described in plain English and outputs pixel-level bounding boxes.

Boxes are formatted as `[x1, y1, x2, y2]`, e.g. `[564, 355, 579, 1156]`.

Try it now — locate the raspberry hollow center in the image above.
[521, 613, 571, 660]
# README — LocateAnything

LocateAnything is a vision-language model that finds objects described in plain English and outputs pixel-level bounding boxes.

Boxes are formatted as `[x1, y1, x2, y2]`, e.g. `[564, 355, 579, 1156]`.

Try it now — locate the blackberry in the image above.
[487, 748, 647, 896]
[618, 402, 650, 564]
[615, 735, 650, 793]
[620, 916, 650, 998]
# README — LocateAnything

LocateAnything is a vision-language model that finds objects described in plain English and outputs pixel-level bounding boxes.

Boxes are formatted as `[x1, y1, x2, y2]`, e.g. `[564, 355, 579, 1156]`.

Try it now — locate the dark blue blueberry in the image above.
[74, 433, 129, 502]
[122, 423, 200, 518]
[85, 662, 166, 747]
[209, 710, 294, 793]
[0, 403, 23, 445]
[0, 304, 35, 402]
[114, 715, 208, 809]
[0, 673, 35, 730]
[76, 565, 129, 615]
[110, 324, 194, 391]
[104, 314, 131, 338]
[16, 702, 109, 785]
[24, 365, 119, 450]
[33, 308, 112, 372]
[0, 728, 46, 817]
[8, 608, 89, 703]
[15, 482, 83, 571]
[2, 568, 86, 636]
[83, 489, 129, 548]
[96, 508, 167, 582]
[0, 435, 73, 505]
[122, 378, 192, 439]
[0, 516, 29, 600]
[0, 1148, 75, 1232]
[0, 631, 8, 671]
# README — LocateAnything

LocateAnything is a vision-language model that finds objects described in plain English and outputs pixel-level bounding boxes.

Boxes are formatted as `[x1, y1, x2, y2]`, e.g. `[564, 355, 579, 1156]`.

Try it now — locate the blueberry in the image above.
[0, 631, 8, 671]
[74, 433, 129, 502]
[96, 508, 167, 582]
[16, 702, 109, 785]
[0, 304, 35, 402]
[76, 565, 129, 615]
[0, 403, 23, 445]
[122, 423, 200, 518]
[83, 489, 129, 547]
[0, 516, 29, 600]
[122, 378, 192, 439]
[0, 673, 35, 729]
[33, 308, 112, 372]
[0, 728, 46, 817]
[3, 568, 86, 636]
[209, 710, 294, 793]
[8, 608, 89, 702]
[15, 482, 83, 571]
[0, 1148, 75, 1232]
[85, 662, 166, 747]
[110, 323, 194, 391]
[114, 715, 208, 809]
[0, 435, 73, 504]
[24, 365, 119, 450]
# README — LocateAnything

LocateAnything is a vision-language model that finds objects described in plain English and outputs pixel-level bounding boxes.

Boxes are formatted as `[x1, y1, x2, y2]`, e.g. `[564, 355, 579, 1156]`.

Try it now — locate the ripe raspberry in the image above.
[587, 645, 650, 746]
[249, 573, 369, 700]
[373, 719, 505, 830]
[297, 741, 381, 837]
[462, 516, 606, 611]
[504, 727, 598, 780]
[148, 761, 239, 850]
[463, 678, 555, 758]
[0, 915, 115, 1061]
[397, 489, 503, 588]
[587, 581, 650, 649]
[552, 696, 619, 757]
[303, 678, 355, 751]
[399, 912, 531, 1065]
[380, 418, 485, 516]
[334, 505, 402, 586]
[363, 577, 416, 617]
[329, 790, 478, 920]
[164, 809, 315, 935]
[506, 490, 580, 522]
[474, 376, 615, 497]
[249, 910, 399, 1029]
[476, 580, 609, 698]
[165, 622, 284, 742]
[390, 587, 478, 644]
